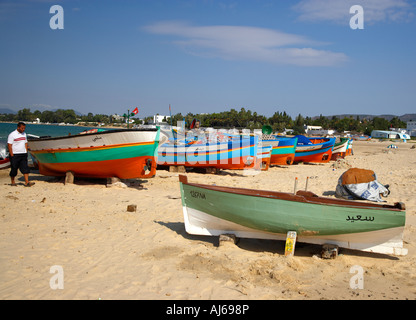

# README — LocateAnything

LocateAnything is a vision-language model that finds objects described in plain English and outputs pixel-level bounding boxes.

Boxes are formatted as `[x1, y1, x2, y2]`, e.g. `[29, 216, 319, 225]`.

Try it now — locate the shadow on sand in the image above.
[154, 220, 401, 260]
[24, 170, 150, 189]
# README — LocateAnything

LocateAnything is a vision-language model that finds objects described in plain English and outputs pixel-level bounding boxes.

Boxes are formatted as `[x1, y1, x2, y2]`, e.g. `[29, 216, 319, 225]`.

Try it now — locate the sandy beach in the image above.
[1, 140, 415, 300]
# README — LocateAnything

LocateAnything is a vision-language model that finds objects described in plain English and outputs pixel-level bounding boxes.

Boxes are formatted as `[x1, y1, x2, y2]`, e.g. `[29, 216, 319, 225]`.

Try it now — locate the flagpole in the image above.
[169, 104, 173, 128]
[168, 104, 175, 139]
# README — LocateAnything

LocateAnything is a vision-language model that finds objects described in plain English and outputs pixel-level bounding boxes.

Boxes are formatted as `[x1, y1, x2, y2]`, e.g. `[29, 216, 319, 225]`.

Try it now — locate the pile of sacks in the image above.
[335, 168, 390, 202]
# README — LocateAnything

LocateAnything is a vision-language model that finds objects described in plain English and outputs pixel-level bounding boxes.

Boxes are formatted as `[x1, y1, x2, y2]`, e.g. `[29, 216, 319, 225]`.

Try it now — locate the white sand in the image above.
[0, 140, 415, 300]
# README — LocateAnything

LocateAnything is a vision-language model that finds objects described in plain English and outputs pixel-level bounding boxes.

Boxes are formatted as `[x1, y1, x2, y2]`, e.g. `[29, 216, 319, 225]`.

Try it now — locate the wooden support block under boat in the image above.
[219, 234, 238, 247]
[206, 167, 220, 174]
[170, 166, 186, 173]
[106, 177, 130, 188]
[321, 244, 339, 259]
[65, 171, 74, 185]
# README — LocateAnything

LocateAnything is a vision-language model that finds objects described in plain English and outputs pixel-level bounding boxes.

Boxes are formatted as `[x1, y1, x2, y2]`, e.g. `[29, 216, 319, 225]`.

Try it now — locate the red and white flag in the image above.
[132, 107, 139, 115]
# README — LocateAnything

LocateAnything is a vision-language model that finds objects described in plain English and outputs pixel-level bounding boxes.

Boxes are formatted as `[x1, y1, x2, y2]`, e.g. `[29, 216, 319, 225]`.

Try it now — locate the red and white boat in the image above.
[0, 158, 10, 169]
[0, 142, 10, 169]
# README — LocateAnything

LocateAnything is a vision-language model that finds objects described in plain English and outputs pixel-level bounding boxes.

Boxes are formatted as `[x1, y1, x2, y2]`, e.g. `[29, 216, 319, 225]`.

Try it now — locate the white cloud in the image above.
[144, 21, 348, 67]
[293, 0, 414, 24]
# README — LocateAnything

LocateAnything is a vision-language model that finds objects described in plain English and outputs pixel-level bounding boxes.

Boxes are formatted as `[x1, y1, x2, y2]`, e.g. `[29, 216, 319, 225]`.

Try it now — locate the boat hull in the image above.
[331, 138, 349, 160]
[346, 139, 353, 156]
[28, 129, 161, 179]
[158, 136, 258, 170]
[257, 145, 272, 171]
[0, 158, 10, 170]
[294, 137, 335, 163]
[264, 137, 297, 166]
[179, 177, 407, 256]
[183, 207, 407, 256]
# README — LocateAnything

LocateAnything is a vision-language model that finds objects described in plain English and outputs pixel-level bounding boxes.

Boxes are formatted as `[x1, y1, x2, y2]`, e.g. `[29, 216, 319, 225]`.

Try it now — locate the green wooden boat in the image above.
[179, 175, 407, 256]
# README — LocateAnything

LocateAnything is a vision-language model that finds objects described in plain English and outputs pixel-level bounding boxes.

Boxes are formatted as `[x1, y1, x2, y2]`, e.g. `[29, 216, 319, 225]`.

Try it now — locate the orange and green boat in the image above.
[262, 136, 297, 165]
[28, 128, 163, 179]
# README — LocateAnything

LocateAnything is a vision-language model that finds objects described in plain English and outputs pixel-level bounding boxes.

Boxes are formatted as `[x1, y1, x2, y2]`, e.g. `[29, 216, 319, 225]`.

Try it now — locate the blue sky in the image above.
[0, 0, 415, 119]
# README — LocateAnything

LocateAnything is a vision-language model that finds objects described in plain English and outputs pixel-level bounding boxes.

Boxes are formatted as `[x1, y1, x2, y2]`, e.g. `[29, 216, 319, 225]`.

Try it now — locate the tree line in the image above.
[0, 108, 118, 125]
[167, 108, 406, 135]
[0, 107, 407, 135]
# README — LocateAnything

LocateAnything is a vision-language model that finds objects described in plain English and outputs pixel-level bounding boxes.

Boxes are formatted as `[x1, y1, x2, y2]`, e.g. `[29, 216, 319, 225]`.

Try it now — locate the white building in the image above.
[407, 121, 416, 137]
[152, 114, 170, 124]
[111, 114, 124, 121]
[371, 130, 410, 140]
[305, 125, 335, 136]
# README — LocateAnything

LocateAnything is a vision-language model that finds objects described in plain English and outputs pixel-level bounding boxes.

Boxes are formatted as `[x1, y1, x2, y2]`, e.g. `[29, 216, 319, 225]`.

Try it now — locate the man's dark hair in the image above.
[17, 122, 26, 127]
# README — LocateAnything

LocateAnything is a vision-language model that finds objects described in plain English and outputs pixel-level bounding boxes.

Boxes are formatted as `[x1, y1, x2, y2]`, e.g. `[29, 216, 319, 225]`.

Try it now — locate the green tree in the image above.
[17, 108, 32, 121]
[40, 110, 54, 123]
[372, 117, 390, 130]
[390, 116, 406, 129]
[292, 114, 305, 135]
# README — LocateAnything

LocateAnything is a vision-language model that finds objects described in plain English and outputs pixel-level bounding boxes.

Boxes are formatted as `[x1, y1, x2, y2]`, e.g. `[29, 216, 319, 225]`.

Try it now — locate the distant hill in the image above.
[315, 114, 416, 122]
[0, 108, 84, 116]
[50, 109, 84, 116]
[2, 107, 415, 122]
[0, 108, 17, 115]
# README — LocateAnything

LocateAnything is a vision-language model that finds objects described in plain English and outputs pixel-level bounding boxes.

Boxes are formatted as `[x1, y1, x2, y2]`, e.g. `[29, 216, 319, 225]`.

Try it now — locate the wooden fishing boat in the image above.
[331, 138, 349, 160]
[0, 158, 10, 169]
[179, 175, 407, 256]
[256, 145, 272, 171]
[0, 142, 10, 169]
[226, 139, 271, 171]
[157, 134, 258, 171]
[352, 135, 371, 141]
[346, 138, 353, 156]
[28, 128, 163, 179]
[294, 136, 335, 163]
[262, 136, 297, 166]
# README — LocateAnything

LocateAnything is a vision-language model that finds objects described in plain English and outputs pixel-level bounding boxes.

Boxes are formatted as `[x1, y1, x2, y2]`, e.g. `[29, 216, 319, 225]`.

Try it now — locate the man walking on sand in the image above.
[7, 122, 35, 187]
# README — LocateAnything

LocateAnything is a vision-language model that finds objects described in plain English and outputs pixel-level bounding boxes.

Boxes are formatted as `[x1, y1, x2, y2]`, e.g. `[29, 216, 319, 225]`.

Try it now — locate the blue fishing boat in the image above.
[157, 132, 258, 171]
[294, 135, 335, 163]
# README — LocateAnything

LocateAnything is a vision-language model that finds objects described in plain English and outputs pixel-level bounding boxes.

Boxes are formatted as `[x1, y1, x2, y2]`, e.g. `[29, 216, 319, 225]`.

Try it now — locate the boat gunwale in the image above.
[27, 128, 159, 142]
[30, 140, 156, 153]
[179, 176, 404, 212]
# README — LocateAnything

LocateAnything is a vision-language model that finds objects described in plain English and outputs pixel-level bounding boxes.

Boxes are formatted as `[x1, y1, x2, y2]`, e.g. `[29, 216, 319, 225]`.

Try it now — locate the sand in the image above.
[0, 140, 415, 300]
